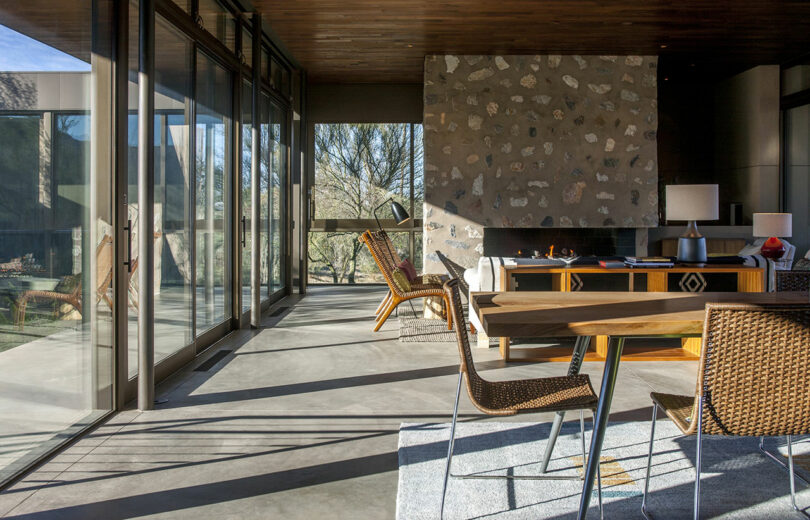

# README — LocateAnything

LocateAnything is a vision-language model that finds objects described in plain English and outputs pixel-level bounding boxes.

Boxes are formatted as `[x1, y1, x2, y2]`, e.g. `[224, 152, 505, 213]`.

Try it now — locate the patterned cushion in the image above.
[391, 268, 412, 292]
[793, 258, 810, 271]
[421, 273, 445, 286]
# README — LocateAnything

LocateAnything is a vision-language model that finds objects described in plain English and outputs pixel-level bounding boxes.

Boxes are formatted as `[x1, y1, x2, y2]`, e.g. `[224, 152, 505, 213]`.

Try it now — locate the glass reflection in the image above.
[0, 15, 112, 484]
[195, 51, 232, 334]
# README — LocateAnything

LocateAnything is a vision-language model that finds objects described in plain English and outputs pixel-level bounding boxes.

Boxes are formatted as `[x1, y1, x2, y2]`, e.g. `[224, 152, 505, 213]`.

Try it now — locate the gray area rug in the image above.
[397, 421, 810, 519]
[398, 307, 458, 343]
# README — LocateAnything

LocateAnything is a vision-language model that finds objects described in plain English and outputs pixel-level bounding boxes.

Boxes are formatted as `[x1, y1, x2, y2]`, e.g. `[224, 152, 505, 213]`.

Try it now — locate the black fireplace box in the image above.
[482, 227, 636, 263]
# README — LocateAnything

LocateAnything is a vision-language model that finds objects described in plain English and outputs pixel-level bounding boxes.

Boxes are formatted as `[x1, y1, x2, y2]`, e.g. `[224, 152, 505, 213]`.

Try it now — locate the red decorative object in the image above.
[760, 236, 786, 259]
[397, 259, 417, 281]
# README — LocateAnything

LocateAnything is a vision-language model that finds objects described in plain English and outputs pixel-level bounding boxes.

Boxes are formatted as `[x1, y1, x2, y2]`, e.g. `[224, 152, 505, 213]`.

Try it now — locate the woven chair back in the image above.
[359, 230, 405, 297]
[443, 279, 483, 393]
[436, 251, 470, 296]
[776, 270, 810, 292]
[696, 303, 810, 436]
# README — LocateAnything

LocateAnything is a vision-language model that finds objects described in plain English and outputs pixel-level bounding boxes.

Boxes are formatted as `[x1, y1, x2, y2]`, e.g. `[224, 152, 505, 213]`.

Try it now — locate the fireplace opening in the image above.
[482, 227, 636, 258]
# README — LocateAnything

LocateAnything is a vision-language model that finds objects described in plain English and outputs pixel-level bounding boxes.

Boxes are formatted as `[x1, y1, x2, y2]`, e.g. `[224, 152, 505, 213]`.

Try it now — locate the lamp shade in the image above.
[390, 200, 410, 225]
[665, 184, 719, 221]
[753, 213, 792, 238]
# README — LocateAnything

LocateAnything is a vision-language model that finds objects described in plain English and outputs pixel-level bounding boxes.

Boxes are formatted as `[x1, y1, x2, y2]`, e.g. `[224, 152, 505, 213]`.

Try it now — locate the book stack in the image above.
[624, 256, 675, 268]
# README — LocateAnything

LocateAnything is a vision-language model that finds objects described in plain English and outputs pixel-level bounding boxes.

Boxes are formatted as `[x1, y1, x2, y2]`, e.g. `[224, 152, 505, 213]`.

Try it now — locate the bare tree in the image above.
[309, 123, 412, 283]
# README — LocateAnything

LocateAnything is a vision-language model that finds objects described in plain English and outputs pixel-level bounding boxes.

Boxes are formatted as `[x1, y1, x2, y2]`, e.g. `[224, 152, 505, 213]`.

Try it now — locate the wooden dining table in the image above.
[471, 290, 808, 519]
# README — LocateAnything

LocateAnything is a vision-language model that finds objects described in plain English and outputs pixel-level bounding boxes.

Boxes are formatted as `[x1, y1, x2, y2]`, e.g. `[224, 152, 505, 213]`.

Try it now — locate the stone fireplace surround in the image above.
[422, 54, 659, 273]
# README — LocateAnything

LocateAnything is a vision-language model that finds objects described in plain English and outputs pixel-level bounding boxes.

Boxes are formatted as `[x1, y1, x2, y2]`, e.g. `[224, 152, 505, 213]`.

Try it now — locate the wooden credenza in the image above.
[496, 264, 765, 362]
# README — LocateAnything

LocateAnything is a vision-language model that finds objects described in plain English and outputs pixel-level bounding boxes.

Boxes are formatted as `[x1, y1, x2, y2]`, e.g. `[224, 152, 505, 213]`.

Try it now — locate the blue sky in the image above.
[0, 24, 90, 72]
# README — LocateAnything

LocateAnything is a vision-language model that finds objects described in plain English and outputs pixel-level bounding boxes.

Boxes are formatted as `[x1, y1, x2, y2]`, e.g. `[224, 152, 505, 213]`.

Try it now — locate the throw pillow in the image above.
[391, 268, 412, 292]
[398, 258, 417, 281]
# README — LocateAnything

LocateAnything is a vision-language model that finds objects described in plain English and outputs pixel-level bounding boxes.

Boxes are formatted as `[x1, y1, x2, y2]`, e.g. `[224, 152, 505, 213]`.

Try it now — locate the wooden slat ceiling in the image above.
[255, 0, 810, 83]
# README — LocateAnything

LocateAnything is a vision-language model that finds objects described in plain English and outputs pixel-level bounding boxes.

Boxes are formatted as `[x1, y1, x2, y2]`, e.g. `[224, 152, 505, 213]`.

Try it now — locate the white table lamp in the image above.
[665, 184, 719, 263]
[753, 213, 792, 259]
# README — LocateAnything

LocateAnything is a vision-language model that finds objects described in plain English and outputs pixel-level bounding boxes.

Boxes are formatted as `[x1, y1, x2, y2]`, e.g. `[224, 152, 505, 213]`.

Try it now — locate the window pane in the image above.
[261, 48, 269, 83]
[198, 0, 236, 51]
[413, 123, 424, 219]
[154, 17, 193, 363]
[242, 27, 252, 68]
[170, 0, 190, 12]
[313, 123, 412, 220]
[308, 231, 409, 284]
[0, 13, 112, 484]
[269, 102, 286, 294]
[195, 51, 232, 334]
[259, 93, 270, 300]
[241, 80, 252, 311]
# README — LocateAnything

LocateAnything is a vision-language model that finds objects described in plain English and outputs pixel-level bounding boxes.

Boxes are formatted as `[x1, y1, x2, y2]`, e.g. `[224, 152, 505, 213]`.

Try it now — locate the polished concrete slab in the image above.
[0, 286, 698, 519]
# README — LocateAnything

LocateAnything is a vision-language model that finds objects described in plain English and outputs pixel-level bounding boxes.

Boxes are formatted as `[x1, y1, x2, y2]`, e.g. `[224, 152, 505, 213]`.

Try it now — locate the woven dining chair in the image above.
[776, 270, 810, 292]
[440, 278, 602, 518]
[642, 303, 810, 520]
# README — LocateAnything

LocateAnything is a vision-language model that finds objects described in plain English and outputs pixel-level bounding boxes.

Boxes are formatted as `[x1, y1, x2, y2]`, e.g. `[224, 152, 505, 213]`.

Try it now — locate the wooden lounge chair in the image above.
[642, 303, 810, 519]
[359, 230, 452, 332]
[439, 278, 602, 518]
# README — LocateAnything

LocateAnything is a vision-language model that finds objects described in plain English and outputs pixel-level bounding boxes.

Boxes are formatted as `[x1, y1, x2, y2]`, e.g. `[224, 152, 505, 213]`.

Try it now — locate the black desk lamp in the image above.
[374, 198, 410, 231]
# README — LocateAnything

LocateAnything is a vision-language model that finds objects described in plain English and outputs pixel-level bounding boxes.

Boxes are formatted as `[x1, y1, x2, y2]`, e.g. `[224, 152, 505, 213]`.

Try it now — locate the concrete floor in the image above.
[0, 286, 698, 519]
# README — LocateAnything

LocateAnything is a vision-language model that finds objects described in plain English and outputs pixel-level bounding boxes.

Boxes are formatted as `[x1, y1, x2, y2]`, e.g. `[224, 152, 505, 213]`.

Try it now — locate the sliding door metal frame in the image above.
[137, 0, 156, 411]
[232, 25, 243, 328]
[113, 0, 131, 409]
[250, 13, 262, 328]
[298, 70, 308, 295]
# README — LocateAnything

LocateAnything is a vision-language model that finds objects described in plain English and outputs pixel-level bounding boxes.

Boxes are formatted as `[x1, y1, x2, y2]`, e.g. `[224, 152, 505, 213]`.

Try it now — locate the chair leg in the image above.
[440, 370, 464, 519]
[641, 403, 658, 520]
[787, 435, 810, 518]
[590, 412, 603, 519]
[375, 291, 391, 315]
[375, 304, 388, 322]
[374, 301, 396, 332]
[759, 436, 810, 487]
[444, 295, 452, 330]
[15, 296, 29, 331]
[694, 397, 704, 520]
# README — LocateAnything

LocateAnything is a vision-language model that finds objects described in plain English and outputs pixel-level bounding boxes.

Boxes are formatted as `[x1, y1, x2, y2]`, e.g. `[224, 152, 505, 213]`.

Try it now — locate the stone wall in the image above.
[422, 55, 659, 272]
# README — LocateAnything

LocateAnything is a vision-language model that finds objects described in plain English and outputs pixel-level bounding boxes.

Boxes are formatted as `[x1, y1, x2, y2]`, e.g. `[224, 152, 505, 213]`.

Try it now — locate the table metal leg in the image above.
[577, 336, 624, 520]
[540, 336, 591, 473]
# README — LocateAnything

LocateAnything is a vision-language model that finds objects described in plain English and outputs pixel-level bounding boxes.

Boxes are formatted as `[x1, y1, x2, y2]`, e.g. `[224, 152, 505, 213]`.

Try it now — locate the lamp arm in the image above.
[373, 197, 393, 231]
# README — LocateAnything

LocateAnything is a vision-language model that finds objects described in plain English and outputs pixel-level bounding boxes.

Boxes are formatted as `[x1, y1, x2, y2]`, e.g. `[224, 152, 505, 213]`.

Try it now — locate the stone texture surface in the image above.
[423, 54, 659, 271]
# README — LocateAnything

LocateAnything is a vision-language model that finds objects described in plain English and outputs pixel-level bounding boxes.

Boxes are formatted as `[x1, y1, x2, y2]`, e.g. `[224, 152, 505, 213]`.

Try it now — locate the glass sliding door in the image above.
[260, 93, 271, 302]
[268, 102, 287, 295]
[0, 6, 113, 485]
[240, 80, 252, 313]
[153, 17, 193, 364]
[195, 52, 232, 335]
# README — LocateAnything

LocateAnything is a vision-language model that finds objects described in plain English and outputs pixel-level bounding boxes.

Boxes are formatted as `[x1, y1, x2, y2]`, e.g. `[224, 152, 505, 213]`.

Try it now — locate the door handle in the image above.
[123, 219, 133, 273]
[241, 216, 247, 247]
